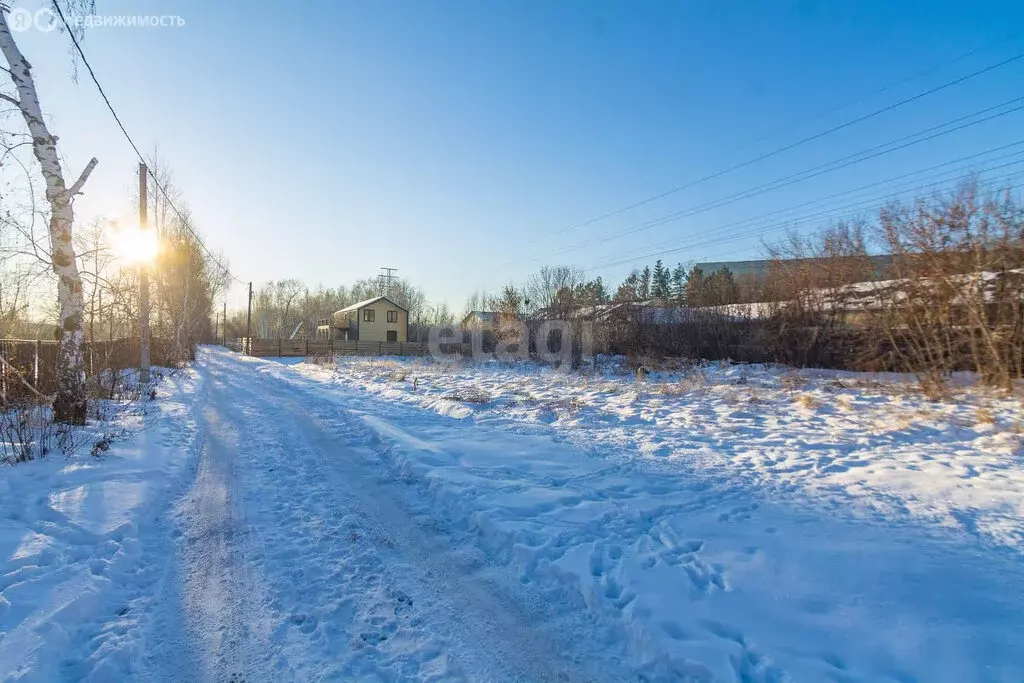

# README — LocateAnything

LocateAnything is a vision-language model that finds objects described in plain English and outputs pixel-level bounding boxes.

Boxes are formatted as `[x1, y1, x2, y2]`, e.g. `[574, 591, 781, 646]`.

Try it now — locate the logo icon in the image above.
[8, 7, 34, 32]
[34, 7, 57, 33]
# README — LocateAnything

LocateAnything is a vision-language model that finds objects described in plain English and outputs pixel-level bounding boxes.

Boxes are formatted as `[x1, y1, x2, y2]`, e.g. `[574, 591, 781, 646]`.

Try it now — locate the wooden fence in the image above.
[1, 337, 173, 403]
[231, 338, 472, 358]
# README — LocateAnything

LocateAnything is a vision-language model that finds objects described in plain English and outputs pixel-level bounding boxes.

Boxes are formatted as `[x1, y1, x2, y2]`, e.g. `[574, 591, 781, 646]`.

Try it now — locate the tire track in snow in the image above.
[173, 399, 278, 679]
[176, 403, 272, 680]
[191, 348, 635, 682]
[141, 367, 284, 682]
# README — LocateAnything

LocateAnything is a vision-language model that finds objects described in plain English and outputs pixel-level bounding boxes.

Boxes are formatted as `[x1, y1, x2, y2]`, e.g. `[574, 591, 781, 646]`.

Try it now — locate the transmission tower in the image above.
[378, 266, 398, 296]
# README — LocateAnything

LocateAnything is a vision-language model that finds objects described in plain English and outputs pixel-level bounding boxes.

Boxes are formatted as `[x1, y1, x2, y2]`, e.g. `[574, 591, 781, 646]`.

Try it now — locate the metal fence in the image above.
[227, 338, 472, 358]
[0, 337, 172, 404]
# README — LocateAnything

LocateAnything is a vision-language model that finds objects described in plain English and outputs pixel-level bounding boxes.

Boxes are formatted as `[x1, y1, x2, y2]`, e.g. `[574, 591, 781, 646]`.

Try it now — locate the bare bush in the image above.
[870, 181, 1024, 391]
[760, 222, 875, 369]
[307, 351, 336, 366]
[0, 399, 55, 464]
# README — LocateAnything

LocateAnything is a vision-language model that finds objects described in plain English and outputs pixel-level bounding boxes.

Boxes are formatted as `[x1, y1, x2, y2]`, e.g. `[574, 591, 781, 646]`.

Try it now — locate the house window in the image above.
[387, 330, 398, 342]
[363, 309, 375, 322]
[387, 310, 398, 323]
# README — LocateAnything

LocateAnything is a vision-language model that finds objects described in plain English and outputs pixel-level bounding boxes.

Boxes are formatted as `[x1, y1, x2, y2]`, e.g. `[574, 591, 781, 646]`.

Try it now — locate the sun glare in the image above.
[113, 228, 159, 264]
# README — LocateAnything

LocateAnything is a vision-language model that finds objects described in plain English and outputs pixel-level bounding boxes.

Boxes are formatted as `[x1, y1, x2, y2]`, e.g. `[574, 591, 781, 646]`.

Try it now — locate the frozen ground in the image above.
[0, 370, 201, 681]
[304, 355, 1024, 551]
[2, 347, 1023, 682]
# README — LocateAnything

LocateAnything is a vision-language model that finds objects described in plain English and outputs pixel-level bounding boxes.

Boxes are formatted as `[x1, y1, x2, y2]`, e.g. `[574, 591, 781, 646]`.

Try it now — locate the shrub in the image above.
[0, 400, 55, 464]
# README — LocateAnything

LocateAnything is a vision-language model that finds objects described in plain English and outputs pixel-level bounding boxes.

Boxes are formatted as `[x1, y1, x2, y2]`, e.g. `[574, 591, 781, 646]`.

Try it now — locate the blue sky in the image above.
[10, 0, 1024, 309]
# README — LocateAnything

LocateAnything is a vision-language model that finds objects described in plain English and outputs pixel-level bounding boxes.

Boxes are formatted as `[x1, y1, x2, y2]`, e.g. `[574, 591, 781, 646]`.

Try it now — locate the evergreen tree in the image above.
[706, 267, 740, 305]
[491, 284, 523, 318]
[651, 260, 671, 300]
[638, 266, 651, 300]
[577, 277, 610, 305]
[684, 266, 706, 306]
[671, 263, 686, 304]
[614, 272, 642, 301]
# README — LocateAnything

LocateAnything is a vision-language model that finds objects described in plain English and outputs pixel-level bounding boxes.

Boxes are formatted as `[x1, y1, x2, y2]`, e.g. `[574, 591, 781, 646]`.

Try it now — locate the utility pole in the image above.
[245, 282, 253, 355]
[222, 301, 227, 346]
[139, 163, 150, 383]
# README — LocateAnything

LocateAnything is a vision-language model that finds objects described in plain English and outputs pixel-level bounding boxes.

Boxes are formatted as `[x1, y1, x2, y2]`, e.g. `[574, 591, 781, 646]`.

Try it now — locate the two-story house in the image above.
[316, 295, 409, 343]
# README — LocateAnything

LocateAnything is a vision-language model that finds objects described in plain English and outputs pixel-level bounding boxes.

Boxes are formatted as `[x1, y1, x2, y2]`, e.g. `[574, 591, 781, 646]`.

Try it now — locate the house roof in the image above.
[461, 311, 496, 323]
[528, 300, 709, 324]
[696, 254, 894, 281]
[333, 295, 408, 315]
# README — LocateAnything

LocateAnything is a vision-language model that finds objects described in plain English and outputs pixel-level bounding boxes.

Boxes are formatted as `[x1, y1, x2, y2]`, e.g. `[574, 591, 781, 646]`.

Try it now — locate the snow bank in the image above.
[295, 356, 1024, 550]
[0, 369, 203, 682]
[281, 355, 1024, 681]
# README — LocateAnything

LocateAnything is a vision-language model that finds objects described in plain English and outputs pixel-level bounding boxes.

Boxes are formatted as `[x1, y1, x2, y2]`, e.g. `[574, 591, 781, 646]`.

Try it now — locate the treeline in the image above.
[0, 160, 229, 360]
[224, 277, 456, 341]
[490, 180, 1024, 391]
[2, 155, 229, 379]
[0, 11, 227, 431]
[614, 262, 753, 307]
[472, 259, 755, 323]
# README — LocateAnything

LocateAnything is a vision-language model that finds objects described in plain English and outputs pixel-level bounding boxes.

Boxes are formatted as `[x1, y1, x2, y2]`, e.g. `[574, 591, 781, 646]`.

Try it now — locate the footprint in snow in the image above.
[393, 590, 414, 616]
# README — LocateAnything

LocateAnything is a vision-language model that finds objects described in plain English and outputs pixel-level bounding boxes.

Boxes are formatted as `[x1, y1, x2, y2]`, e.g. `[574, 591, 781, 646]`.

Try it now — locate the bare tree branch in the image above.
[68, 156, 98, 196]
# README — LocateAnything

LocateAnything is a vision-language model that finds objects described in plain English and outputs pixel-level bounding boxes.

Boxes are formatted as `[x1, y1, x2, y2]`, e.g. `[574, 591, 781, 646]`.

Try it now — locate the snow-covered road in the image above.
[4, 346, 1024, 682]
[136, 349, 638, 682]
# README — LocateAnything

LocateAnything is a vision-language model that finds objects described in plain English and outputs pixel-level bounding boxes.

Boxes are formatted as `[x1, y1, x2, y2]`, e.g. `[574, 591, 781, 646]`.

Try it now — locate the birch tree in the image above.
[0, 7, 97, 423]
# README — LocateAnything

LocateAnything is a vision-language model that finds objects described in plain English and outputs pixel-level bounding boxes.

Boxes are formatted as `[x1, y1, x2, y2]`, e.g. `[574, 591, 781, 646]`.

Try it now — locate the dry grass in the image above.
[656, 381, 687, 396]
[442, 388, 491, 404]
[780, 372, 809, 393]
[511, 387, 537, 404]
[679, 368, 711, 394]
[307, 352, 336, 366]
[847, 376, 935, 401]
[824, 378, 848, 392]
[794, 393, 820, 410]
[721, 388, 745, 405]
[976, 406, 996, 426]
[545, 396, 583, 414]
[917, 375, 951, 402]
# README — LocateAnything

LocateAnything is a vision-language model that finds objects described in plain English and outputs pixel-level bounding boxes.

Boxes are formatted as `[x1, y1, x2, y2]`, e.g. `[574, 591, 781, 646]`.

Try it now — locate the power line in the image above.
[595, 172, 1024, 275]
[584, 170, 1024, 277]
[736, 34, 1019, 152]
[586, 160, 1024, 271]
[532, 97, 1024, 264]
[579, 164, 1024, 275]
[539, 48, 1024, 243]
[49, 1, 245, 287]
[583, 142, 1024, 267]
[687, 167, 1023, 266]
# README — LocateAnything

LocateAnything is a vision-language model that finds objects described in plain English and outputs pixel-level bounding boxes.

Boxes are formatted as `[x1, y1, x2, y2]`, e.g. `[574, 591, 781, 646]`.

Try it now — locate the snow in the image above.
[0, 369, 203, 682]
[3, 347, 1024, 681]
[296, 355, 1024, 551]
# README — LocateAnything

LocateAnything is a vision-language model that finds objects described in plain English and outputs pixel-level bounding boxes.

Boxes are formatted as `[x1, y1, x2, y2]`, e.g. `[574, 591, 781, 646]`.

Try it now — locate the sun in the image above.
[112, 227, 159, 264]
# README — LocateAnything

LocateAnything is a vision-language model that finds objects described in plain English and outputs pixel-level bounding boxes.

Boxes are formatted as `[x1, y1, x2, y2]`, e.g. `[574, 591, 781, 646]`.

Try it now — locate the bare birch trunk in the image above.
[0, 11, 98, 424]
